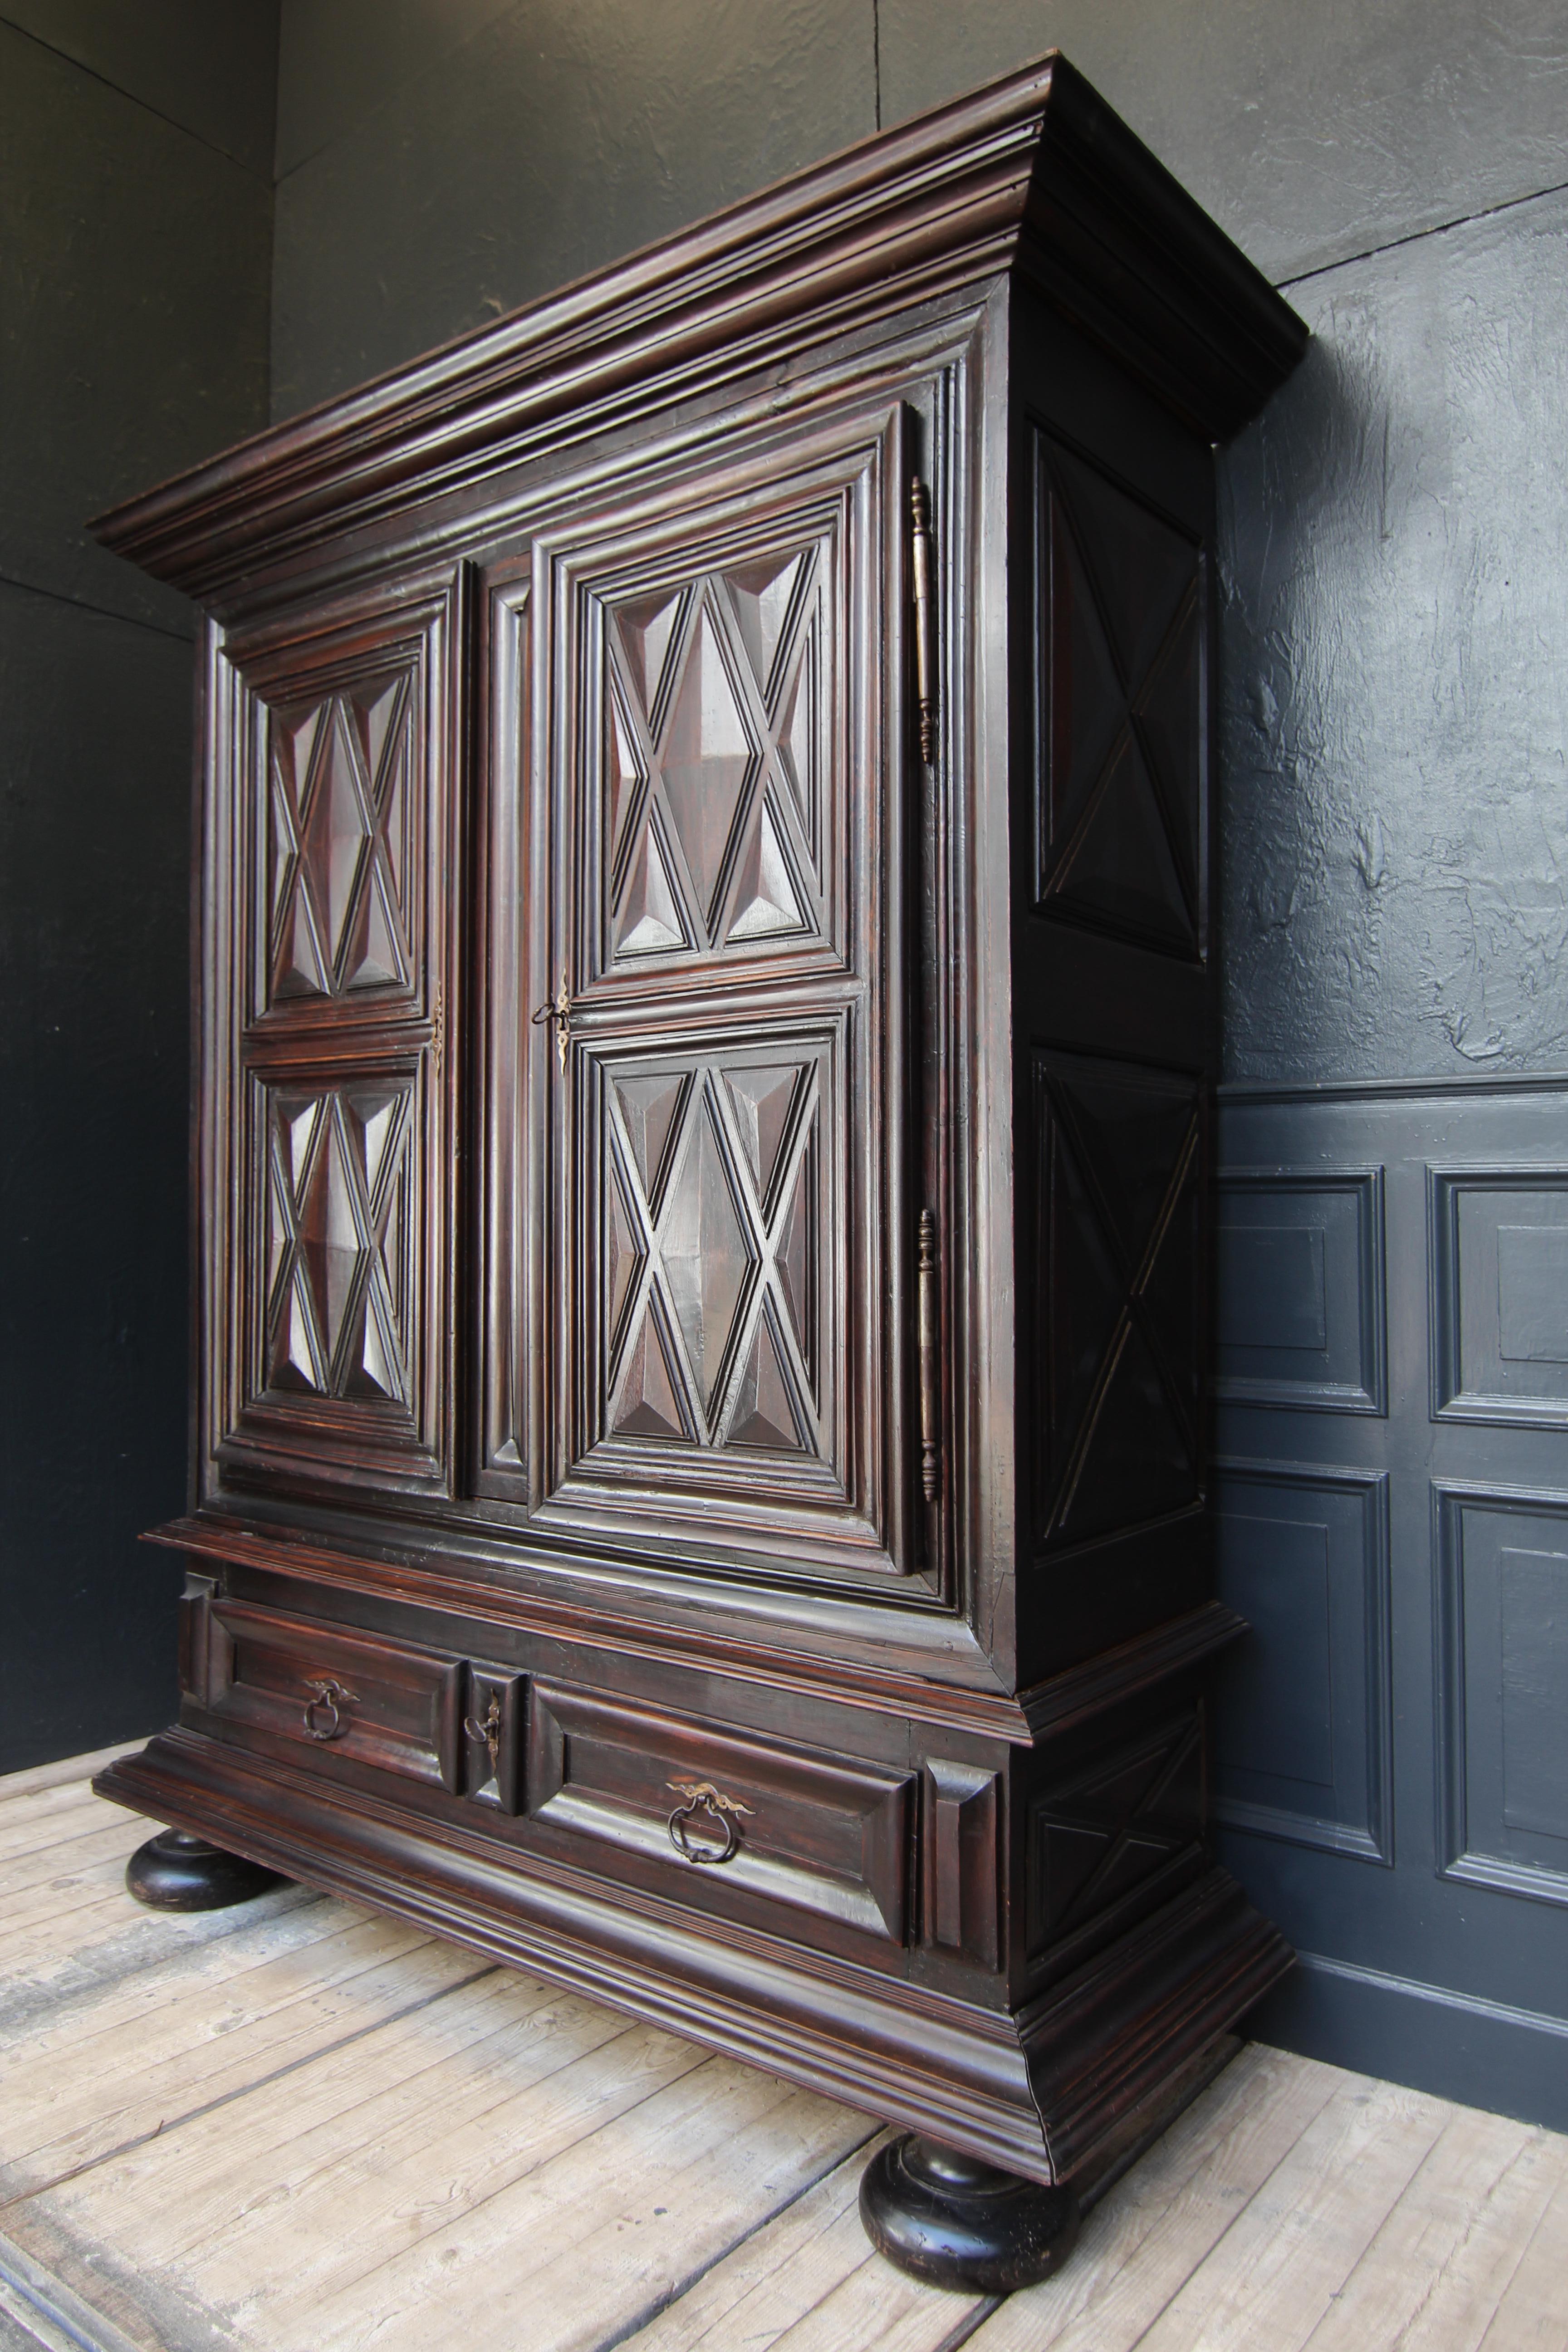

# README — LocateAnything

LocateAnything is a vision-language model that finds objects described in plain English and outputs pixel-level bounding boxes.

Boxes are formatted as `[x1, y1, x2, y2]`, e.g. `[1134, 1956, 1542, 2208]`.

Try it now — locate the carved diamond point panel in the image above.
[595, 1045, 826, 1464]
[600, 534, 828, 973]
[265, 668, 419, 1008]
[261, 1077, 416, 1409]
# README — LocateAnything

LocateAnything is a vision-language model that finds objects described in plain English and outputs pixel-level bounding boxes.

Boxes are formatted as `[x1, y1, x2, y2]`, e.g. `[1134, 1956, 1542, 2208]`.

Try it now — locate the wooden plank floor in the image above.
[2, 1754, 1564, 2352]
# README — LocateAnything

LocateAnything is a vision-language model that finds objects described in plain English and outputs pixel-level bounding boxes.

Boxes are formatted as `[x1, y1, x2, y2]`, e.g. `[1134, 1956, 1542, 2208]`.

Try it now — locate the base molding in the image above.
[1246, 1951, 1568, 2136]
[96, 1727, 1291, 2185]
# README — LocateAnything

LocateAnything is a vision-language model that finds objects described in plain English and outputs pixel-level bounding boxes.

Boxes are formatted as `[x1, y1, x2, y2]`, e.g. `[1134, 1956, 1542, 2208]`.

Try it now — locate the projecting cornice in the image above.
[91, 54, 1306, 602]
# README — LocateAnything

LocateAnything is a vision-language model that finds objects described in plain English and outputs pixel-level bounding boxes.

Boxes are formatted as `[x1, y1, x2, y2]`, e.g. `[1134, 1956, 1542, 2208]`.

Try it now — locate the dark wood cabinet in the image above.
[95, 55, 1307, 2197]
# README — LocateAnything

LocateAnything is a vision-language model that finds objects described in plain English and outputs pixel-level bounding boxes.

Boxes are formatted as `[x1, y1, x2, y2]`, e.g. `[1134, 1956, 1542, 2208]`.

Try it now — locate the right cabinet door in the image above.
[487, 401, 929, 1587]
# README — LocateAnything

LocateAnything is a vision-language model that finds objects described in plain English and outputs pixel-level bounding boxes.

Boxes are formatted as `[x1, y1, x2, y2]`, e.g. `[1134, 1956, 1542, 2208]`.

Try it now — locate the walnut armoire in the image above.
[93, 54, 1307, 2283]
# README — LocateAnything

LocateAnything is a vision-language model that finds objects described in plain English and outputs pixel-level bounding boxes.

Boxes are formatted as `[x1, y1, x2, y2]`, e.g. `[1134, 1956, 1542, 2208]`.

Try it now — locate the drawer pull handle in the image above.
[667, 1780, 752, 1866]
[303, 1678, 356, 1741]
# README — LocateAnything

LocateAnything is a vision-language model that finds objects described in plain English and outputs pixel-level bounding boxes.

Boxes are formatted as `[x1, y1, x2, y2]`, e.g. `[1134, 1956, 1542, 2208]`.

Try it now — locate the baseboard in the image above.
[1242, 1950, 1568, 2135]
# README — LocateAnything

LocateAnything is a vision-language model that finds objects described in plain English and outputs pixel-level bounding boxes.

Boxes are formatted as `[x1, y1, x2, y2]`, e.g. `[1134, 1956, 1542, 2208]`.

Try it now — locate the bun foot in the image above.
[859, 2135, 1080, 2293]
[126, 1829, 284, 1911]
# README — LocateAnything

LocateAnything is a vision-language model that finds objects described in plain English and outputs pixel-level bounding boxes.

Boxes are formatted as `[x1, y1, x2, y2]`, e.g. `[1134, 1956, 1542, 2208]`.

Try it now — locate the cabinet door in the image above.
[488, 407, 924, 1583]
[205, 573, 461, 1497]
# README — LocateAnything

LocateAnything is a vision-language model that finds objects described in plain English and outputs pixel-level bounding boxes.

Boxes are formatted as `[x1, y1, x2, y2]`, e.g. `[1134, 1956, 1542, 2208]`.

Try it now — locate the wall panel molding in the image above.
[1429, 1166, 1568, 1429]
[1216, 1165, 1385, 1414]
[1213, 1460, 1392, 1864]
[1435, 1481, 1568, 1909]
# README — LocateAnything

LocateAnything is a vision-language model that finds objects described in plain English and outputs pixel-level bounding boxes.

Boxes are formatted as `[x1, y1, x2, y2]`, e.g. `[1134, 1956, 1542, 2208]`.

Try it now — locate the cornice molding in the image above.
[90, 54, 1304, 602]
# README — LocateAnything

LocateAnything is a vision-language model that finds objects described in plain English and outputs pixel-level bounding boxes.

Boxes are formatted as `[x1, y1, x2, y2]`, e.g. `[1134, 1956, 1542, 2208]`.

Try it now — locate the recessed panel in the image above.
[221, 1054, 446, 1488]
[235, 585, 452, 1032]
[1026, 1709, 1207, 1971]
[1216, 1169, 1385, 1413]
[588, 524, 837, 984]
[1032, 1051, 1203, 1549]
[582, 1034, 835, 1475]
[1213, 1463, 1392, 1862]
[265, 675, 419, 1007]
[1437, 1487, 1568, 1904]
[1032, 432, 1204, 961]
[1431, 1172, 1568, 1426]
[526, 1680, 913, 1945]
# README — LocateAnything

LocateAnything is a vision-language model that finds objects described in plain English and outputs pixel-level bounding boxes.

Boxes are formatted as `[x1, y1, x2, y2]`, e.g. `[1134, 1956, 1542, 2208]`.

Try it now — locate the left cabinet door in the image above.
[203, 570, 464, 1499]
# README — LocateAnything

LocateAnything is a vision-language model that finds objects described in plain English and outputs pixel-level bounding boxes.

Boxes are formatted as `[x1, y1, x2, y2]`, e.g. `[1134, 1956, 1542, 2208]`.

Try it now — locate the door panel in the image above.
[576, 1019, 843, 1485]
[206, 573, 460, 1496]
[488, 404, 920, 1581]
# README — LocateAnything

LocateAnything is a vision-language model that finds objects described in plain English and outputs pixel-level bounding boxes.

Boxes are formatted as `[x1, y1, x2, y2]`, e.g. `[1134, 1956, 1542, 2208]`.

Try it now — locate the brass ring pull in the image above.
[666, 1779, 752, 1866]
[303, 1678, 356, 1741]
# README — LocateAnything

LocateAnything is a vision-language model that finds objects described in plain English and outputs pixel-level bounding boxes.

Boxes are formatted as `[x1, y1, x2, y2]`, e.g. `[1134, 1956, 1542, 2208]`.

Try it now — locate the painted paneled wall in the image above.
[1211, 192, 1568, 2124]
[0, 5, 277, 1771]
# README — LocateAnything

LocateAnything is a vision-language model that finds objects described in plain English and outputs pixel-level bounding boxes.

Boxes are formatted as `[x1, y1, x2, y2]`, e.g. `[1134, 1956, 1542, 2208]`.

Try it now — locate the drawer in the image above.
[201, 1598, 464, 1792]
[526, 1680, 914, 1943]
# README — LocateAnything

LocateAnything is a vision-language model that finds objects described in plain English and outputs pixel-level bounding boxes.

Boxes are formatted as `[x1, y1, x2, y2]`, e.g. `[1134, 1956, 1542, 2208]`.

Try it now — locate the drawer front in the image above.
[204, 1599, 464, 1791]
[526, 1679, 914, 1943]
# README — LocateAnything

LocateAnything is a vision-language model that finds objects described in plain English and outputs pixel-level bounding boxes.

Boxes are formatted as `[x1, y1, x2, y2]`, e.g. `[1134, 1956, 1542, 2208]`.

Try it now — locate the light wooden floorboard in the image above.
[0, 1743, 144, 1804]
[3, 1753, 1563, 2352]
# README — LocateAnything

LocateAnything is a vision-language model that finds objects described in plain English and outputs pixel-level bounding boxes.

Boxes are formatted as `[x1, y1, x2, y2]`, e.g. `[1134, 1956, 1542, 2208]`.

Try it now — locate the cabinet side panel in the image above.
[1010, 293, 1219, 1681]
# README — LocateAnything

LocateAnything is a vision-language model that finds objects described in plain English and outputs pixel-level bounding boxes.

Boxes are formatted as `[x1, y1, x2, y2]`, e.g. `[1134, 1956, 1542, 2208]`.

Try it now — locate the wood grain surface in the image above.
[3, 1758, 1564, 2352]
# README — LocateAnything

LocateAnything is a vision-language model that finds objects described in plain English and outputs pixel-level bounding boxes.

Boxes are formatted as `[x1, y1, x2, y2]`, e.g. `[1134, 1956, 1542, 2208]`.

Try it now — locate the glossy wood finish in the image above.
[17, 1757, 1568, 2352]
[124, 1827, 284, 1912]
[91, 55, 1307, 2198]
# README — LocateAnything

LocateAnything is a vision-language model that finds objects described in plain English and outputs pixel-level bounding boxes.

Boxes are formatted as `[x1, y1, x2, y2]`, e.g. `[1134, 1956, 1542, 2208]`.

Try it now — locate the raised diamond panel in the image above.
[729, 799, 807, 941]
[725, 550, 804, 701]
[612, 1071, 689, 1211]
[661, 607, 754, 922]
[661, 1093, 755, 1418]
[617, 590, 683, 721]
[261, 1078, 416, 1406]
[599, 538, 828, 972]
[265, 669, 419, 1006]
[594, 1046, 826, 1459]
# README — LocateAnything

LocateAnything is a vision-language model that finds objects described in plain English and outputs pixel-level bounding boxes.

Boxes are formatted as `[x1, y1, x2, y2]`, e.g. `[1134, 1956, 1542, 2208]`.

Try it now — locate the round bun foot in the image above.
[859, 2134, 1081, 2293]
[126, 1829, 284, 1912]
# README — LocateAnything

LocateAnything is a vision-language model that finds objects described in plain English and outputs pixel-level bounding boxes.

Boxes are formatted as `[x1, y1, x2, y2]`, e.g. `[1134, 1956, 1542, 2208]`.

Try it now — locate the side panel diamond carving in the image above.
[1034, 433, 1204, 959]
[598, 539, 828, 970]
[260, 1077, 416, 1407]
[267, 671, 419, 1004]
[593, 1047, 828, 1460]
[1034, 1051, 1202, 1547]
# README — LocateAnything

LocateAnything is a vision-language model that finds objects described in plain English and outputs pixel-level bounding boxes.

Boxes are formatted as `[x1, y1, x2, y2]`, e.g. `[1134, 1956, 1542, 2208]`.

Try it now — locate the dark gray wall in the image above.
[270, 0, 877, 418]
[270, 0, 1568, 417]
[209, 1, 1568, 2118]
[0, 4, 277, 1771]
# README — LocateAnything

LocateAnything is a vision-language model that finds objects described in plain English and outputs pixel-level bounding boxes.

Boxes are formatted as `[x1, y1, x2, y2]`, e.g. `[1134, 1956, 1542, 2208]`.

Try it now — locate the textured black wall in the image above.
[270, 0, 1568, 419]
[1221, 194, 1568, 1080]
[0, 4, 276, 1772]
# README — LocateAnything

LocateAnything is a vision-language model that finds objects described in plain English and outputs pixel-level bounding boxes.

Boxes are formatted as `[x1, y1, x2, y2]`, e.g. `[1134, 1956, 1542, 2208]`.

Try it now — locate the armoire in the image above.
[94, 52, 1307, 2277]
